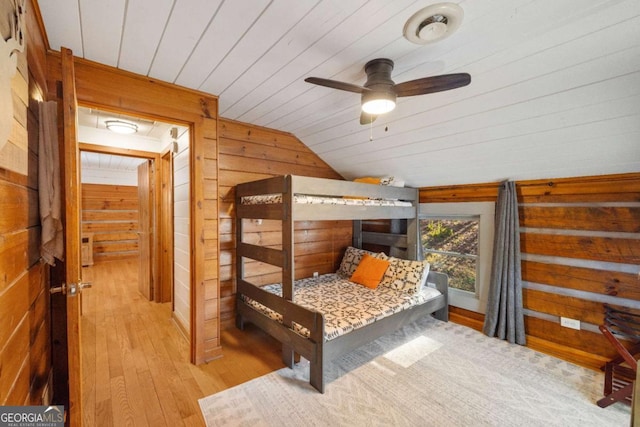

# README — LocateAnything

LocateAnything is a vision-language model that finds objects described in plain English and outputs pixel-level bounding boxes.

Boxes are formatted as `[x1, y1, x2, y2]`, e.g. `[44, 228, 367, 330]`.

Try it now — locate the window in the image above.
[421, 218, 479, 293]
[419, 202, 495, 313]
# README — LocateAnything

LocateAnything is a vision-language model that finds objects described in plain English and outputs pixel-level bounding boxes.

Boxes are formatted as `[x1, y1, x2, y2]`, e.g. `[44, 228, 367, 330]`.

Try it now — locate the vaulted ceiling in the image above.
[37, 0, 640, 187]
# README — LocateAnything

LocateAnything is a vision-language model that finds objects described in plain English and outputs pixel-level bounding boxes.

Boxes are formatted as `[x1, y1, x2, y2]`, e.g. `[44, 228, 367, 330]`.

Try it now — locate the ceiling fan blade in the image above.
[394, 73, 471, 97]
[304, 77, 368, 94]
[360, 111, 377, 125]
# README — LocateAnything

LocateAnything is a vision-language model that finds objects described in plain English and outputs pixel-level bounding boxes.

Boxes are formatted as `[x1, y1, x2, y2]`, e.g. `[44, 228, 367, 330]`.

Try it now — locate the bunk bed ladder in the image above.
[354, 190, 419, 260]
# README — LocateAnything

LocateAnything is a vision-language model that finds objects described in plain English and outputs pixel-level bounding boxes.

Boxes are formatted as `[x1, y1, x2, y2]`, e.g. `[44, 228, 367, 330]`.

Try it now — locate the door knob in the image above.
[49, 282, 92, 296]
[50, 285, 66, 294]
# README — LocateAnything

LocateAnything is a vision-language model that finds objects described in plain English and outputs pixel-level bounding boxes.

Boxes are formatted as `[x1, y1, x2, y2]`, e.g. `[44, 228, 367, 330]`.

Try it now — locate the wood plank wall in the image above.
[420, 173, 640, 369]
[218, 119, 349, 329]
[0, 0, 52, 405]
[81, 183, 139, 262]
[198, 116, 220, 361]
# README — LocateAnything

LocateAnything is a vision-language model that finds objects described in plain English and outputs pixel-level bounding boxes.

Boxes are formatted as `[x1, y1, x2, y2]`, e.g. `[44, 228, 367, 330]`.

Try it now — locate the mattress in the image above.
[243, 273, 441, 341]
[241, 194, 412, 207]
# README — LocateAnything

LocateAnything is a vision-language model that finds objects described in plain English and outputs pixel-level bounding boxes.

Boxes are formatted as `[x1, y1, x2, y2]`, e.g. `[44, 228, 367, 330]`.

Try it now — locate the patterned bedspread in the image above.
[241, 194, 412, 207]
[243, 273, 442, 341]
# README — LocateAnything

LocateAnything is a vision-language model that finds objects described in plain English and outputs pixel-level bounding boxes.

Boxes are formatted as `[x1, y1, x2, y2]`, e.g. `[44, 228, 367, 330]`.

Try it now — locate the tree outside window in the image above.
[420, 218, 479, 294]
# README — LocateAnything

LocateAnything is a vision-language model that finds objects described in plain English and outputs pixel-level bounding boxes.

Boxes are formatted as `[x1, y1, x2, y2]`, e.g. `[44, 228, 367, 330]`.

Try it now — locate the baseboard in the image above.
[449, 306, 484, 331]
[171, 312, 190, 342]
[205, 344, 224, 362]
[449, 308, 608, 371]
[449, 311, 484, 331]
[526, 336, 608, 371]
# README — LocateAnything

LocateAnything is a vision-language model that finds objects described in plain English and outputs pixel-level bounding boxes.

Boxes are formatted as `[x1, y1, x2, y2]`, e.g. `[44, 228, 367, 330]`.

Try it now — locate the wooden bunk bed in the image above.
[235, 174, 449, 392]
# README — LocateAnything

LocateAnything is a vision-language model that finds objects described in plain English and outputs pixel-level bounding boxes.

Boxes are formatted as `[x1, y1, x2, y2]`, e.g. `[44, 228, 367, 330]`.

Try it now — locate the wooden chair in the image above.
[597, 304, 640, 408]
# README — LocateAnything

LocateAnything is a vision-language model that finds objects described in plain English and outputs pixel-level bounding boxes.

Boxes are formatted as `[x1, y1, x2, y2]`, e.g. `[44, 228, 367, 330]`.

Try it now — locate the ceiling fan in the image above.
[304, 58, 471, 124]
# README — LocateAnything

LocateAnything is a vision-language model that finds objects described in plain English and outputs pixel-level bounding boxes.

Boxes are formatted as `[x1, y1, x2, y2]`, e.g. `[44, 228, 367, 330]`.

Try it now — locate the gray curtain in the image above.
[483, 181, 526, 345]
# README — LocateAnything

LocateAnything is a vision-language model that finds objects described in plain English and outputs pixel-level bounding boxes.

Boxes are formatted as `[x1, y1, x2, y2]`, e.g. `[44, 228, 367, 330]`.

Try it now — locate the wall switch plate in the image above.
[560, 317, 581, 330]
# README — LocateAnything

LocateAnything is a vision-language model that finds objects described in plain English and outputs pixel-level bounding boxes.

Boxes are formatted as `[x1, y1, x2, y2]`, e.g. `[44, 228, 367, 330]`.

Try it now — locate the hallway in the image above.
[80, 259, 283, 426]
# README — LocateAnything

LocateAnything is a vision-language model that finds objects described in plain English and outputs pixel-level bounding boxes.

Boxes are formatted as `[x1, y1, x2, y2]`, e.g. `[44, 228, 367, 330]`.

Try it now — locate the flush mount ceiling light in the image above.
[105, 120, 138, 134]
[403, 3, 464, 45]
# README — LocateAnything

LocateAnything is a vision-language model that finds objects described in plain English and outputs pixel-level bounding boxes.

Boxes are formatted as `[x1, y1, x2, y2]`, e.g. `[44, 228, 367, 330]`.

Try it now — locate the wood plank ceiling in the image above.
[38, 0, 640, 187]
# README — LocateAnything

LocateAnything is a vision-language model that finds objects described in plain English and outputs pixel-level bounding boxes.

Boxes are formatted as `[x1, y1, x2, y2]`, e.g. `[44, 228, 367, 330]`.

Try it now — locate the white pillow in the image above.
[379, 176, 405, 187]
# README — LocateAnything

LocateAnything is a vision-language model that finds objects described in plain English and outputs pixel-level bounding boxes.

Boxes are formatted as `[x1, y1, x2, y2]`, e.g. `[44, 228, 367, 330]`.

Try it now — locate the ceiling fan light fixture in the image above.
[304, 56, 470, 125]
[403, 3, 463, 45]
[105, 119, 138, 134]
[361, 91, 396, 115]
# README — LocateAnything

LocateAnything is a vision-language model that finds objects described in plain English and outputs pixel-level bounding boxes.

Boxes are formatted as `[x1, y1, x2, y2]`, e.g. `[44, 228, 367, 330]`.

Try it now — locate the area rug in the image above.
[199, 316, 629, 426]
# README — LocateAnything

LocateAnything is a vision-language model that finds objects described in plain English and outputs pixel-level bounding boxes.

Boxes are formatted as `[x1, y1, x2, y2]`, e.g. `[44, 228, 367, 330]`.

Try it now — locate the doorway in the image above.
[77, 106, 189, 308]
[76, 106, 193, 421]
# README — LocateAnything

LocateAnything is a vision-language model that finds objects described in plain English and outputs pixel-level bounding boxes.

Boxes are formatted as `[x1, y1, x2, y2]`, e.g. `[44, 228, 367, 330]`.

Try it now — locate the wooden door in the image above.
[60, 47, 83, 426]
[138, 160, 153, 299]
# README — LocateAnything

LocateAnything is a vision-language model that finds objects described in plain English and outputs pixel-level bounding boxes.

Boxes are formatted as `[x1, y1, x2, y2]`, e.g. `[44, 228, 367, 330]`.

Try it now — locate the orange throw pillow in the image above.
[350, 253, 390, 289]
[354, 177, 382, 185]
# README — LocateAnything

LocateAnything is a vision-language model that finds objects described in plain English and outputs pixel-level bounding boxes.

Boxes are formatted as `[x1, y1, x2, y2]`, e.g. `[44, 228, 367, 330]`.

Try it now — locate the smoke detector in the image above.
[403, 3, 464, 45]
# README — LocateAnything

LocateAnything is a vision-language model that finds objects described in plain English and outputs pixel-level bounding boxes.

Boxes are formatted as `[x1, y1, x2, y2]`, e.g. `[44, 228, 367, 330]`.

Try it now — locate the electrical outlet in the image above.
[313, 272, 319, 278]
[560, 317, 581, 330]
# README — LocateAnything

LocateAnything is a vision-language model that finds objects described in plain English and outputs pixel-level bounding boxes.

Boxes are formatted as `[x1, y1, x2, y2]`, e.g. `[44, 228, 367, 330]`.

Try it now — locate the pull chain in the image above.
[370, 115, 376, 141]
[368, 120, 389, 141]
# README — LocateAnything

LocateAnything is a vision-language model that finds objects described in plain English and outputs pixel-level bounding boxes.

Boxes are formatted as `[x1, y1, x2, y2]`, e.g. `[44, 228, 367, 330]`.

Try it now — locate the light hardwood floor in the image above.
[81, 259, 284, 426]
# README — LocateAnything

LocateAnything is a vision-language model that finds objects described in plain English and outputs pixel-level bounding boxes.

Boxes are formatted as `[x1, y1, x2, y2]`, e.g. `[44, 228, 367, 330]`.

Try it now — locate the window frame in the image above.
[419, 202, 495, 313]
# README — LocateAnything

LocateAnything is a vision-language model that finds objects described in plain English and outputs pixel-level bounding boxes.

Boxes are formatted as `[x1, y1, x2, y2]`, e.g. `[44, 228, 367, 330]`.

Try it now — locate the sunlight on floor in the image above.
[383, 336, 442, 368]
